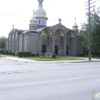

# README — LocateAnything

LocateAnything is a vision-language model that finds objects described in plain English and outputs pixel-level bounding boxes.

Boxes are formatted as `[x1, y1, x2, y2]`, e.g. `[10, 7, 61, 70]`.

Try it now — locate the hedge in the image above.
[17, 51, 31, 57]
[92, 52, 100, 57]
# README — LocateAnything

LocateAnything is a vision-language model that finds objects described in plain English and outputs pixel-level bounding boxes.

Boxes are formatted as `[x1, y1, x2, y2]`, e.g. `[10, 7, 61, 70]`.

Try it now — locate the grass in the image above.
[1, 54, 85, 61]
[1, 54, 17, 58]
[24, 56, 84, 61]
[1, 54, 100, 61]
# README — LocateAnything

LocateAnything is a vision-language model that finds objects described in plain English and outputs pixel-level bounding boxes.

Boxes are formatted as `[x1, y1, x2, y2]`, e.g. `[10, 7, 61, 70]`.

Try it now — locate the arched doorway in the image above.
[66, 46, 69, 55]
[55, 45, 58, 55]
[42, 28, 52, 53]
[66, 31, 75, 56]
[55, 30, 64, 55]
[42, 45, 46, 54]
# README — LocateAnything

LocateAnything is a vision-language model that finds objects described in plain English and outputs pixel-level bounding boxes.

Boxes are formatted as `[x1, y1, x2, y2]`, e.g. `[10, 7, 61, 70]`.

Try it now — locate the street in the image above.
[0, 58, 100, 100]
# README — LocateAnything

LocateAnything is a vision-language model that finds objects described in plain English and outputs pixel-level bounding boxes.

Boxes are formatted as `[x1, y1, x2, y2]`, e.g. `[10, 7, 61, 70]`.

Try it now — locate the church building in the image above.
[5, 0, 83, 56]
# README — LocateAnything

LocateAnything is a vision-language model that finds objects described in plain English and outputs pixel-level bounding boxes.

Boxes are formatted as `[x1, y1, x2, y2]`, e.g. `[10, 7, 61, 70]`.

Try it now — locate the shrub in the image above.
[9, 51, 12, 55]
[5, 50, 9, 54]
[92, 52, 100, 57]
[42, 52, 45, 57]
[17, 51, 31, 57]
[52, 52, 56, 58]
[0, 49, 5, 54]
[12, 52, 15, 55]
[31, 54, 35, 57]
[36, 53, 39, 57]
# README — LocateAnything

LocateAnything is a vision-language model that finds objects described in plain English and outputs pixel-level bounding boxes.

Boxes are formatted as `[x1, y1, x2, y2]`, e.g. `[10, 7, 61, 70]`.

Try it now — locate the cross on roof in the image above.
[74, 17, 76, 24]
[13, 24, 14, 29]
[58, 18, 62, 23]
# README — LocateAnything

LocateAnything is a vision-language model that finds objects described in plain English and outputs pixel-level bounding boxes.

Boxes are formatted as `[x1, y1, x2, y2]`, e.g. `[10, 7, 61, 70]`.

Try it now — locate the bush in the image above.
[42, 52, 45, 57]
[31, 54, 35, 57]
[5, 50, 9, 54]
[52, 52, 56, 58]
[9, 51, 12, 55]
[36, 53, 39, 57]
[12, 52, 15, 55]
[78, 54, 85, 57]
[92, 52, 100, 57]
[17, 51, 31, 57]
[0, 49, 5, 54]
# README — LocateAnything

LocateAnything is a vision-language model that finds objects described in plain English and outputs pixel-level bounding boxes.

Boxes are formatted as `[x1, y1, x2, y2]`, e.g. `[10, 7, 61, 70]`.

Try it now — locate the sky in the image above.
[0, 0, 100, 37]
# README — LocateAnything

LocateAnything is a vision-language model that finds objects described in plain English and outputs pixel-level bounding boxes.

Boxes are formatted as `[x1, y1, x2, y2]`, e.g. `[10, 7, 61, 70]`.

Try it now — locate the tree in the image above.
[0, 37, 6, 49]
[91, 12, 100, 52]
[78, 8, 100, 53]
[78, 23, 88, 50]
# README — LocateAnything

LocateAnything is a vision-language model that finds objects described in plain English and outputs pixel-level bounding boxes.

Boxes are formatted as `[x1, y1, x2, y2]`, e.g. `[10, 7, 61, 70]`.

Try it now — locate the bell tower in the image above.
[29, 10, 37, 31]
[34, 0, 48, 28]
[72, 18, 78, 35]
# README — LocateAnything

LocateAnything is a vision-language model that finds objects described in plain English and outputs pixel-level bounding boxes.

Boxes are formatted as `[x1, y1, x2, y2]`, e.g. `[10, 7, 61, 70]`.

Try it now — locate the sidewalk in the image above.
[2, 56, 100, 63]
[2, 57, 37, 63]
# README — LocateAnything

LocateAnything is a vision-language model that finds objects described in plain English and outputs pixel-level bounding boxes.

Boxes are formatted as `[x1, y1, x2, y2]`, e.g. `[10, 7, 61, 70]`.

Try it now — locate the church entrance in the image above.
[42, 45, 46, 54]
[55, 45, 58, 55]
[66, 46, 69, 55]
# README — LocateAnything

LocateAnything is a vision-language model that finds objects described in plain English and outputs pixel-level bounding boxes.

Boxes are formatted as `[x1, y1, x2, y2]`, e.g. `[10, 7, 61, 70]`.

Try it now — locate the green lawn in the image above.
[1, 54, 100, 61]
[1, 54, 17, 58]
[1, 54, 85, 61]
[24, 56, 84, 61]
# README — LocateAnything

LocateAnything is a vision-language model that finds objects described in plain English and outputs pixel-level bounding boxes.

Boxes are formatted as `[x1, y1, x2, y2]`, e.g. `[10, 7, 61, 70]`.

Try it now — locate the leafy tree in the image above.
[0, 37, 6, 49]
[78, 8, 100, 53]
[78, 23, 88, 50]
[91, 12, 100, 52]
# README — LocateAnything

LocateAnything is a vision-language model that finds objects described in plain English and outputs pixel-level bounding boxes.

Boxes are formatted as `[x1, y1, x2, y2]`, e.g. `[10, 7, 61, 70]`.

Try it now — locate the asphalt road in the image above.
[0, 58, 100, 100]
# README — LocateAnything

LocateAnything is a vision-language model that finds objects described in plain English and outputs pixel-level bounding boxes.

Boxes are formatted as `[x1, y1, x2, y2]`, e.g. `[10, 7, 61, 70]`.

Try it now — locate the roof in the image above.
[22, 30, 38, 34]
[17, 29, 26, 35]
[37, 27, 47, 32]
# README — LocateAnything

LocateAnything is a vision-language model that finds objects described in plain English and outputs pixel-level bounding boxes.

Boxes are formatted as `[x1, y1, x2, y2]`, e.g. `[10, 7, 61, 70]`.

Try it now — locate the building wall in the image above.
[15, 30, 19, 54]
[23, 34, 27, 51]
[40, 23, 78, 56]
[77, 38, 84, 55]
[12, 32, 15, 53]
[8, 32, 12, 53]
[5, 39, 8, 52]
[27, 33, 39, 54]
[19, 34, 23, 51]
[6, 24, 83, 56]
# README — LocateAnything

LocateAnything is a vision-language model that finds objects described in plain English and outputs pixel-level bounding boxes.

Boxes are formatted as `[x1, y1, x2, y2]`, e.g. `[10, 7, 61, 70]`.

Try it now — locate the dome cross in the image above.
[74, 17, 76, 25]
[58, 18, 62, 23]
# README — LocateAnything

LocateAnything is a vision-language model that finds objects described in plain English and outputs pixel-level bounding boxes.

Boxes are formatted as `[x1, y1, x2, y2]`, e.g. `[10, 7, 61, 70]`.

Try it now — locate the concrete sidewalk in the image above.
[1, 56, 100, 63]
[2, 57, 37, 63]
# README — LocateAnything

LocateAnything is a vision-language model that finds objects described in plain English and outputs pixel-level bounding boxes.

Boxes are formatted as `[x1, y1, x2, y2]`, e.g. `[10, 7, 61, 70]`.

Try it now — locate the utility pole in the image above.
[85, 0, 95, 61]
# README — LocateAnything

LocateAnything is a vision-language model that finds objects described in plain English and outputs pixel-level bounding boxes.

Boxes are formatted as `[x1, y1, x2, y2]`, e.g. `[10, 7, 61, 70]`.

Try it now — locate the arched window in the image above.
[30, 26, 31, 30]
[42, 20, 44, 25]
[32, 26, 33, 29]
[34, 26, 35, 30]
[39, 20, 41, 24]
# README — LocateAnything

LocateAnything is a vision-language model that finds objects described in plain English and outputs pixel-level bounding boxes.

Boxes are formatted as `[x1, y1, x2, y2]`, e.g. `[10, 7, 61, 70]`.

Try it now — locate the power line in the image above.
[0, 13, 31, 18]
[0, 13, 81, 24]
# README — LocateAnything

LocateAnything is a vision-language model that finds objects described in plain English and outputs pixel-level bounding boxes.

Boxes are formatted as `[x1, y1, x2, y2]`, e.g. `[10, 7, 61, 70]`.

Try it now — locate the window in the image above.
[34, 26, 35, 30]
[30, 26, 31, 30]
[39, 20, 41, 24]
[42, 20, 44, 25]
